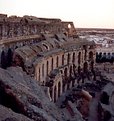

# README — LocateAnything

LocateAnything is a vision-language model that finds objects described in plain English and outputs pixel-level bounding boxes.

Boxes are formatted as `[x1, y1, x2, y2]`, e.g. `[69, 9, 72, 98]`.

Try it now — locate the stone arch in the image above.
[78, 52, 81, 65]
[68, 24, 71, 29]
[72, 80, 75, 87]
[89, 51, 94, 70]
[15, 46, 18, 49]
[54, 86, 57, 102]
[73, 64, 76, 73]
[67, 53, 70, 65]
[89, 51, 94, 61]
[13, 54, 25, 71]
[46, 60, 49, 75]
[38, 68, 40, 81]
[1, 50, 6, 69]
[58, 81, 61, 97]
[90, 61, 94, 71]
[51, 58, 53, 70]
[69, 65, 73, 77]
[62, 54, 64, 65]
[42, 43, 49, 50]
[56, 56, 59, 67]
[63, 67, 68, 92]
[7, 48, 13, 67]
[99, 52, 102, 57]
[72, 52, 75, 64]
[64, 67, 68, 78]
[83, 62, 88, 72]
[42, 64, 44, 77]
[62, 83, 65, 93]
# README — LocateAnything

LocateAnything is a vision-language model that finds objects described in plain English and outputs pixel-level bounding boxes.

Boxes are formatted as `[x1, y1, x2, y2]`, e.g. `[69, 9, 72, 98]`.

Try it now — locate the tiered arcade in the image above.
[0, 14, 96, 102]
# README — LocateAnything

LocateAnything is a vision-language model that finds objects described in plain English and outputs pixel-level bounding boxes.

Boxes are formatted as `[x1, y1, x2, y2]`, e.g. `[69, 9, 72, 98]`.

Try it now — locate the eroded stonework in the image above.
[0, 14, 97, 121]
[0, 14, 96, 103]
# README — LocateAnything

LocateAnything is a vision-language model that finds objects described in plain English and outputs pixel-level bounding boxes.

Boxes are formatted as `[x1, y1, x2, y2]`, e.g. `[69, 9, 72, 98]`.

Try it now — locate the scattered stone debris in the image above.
[0, 67, 89, 121]
[0, 67, 63, 121]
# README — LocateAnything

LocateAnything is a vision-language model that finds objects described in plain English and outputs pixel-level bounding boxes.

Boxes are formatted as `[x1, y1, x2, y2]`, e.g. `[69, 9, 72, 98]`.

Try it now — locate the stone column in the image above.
[65, 83, 67, 92]
[60, 80, 63, 95]
[69, 81, 72, 89]
[56, 84, 58, 101]
[47, 87, 52, 101]
[74, 78, 77, 85]
[52, 86, 54, 102]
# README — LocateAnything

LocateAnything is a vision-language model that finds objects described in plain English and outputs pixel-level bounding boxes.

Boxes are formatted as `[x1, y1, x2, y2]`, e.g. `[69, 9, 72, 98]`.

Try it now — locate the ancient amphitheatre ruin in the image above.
[0, 14, 114, 121]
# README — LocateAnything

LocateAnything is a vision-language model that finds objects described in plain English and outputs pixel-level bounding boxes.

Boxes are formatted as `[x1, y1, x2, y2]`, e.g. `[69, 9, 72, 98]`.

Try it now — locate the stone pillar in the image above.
[74, 79, 77, 86]
[69, 81, 72, 89]
[60, 81, 63, 95]
[47, 87, 52, 101]
[56, 84, 58, 101]
[65, 84, 67, 92]
[52, 86, 54, 102]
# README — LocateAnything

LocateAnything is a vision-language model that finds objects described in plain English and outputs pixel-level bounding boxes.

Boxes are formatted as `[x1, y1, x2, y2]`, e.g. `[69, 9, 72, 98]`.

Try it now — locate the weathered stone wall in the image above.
[0, 14, 75, 40]
[0, 14, 96, 103]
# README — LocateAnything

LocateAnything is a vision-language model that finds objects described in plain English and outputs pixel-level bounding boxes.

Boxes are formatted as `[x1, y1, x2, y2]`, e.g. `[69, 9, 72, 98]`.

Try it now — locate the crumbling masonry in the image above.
[0, 14, 96, 102]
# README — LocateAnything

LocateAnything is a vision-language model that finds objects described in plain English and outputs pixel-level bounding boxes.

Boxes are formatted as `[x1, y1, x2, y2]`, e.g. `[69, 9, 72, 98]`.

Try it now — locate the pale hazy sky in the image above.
[0, 0, 114, 28]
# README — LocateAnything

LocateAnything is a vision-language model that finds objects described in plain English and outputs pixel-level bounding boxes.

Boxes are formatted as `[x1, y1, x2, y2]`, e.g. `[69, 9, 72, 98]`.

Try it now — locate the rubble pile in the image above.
[57, 70, 111, 121]
[0, 67, 63, 121]
[0, 67, 85, 121]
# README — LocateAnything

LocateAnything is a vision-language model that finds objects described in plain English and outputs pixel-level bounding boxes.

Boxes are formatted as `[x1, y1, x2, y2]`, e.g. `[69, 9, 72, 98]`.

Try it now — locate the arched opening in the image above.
[58, 82, 61, 97]
[72, 52, 75, 64]
[73, 64, 76, 74]
[62, 54, 64, 65]
[100, 92, 109, 105]
[43, 43, 49, 50]
[64, 67, 68, 79]
[1, 51, 7, 69]
[51, 58, 53, 70]
[89, 51, 94, 70]
[70, 66, 73, 78]
[13, 55, 25, 71]
[67, 53, 70, 65]
[46, 61, 49, 75]
[90, 61, 94, 71]
[62, 83, 65, 93]
[72, 80, 75, 87]
[68, 24, 71, 29]
[38, 68, 40, 81]
[89, 51, 94, 61]
[42, 64, 44, 77]
[54, 86, 57, 102]
[56, 56, 59, 67]
[78, 52, 81, 65]
[7, 48, 13, 67]
[83, 62, 88, 72]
